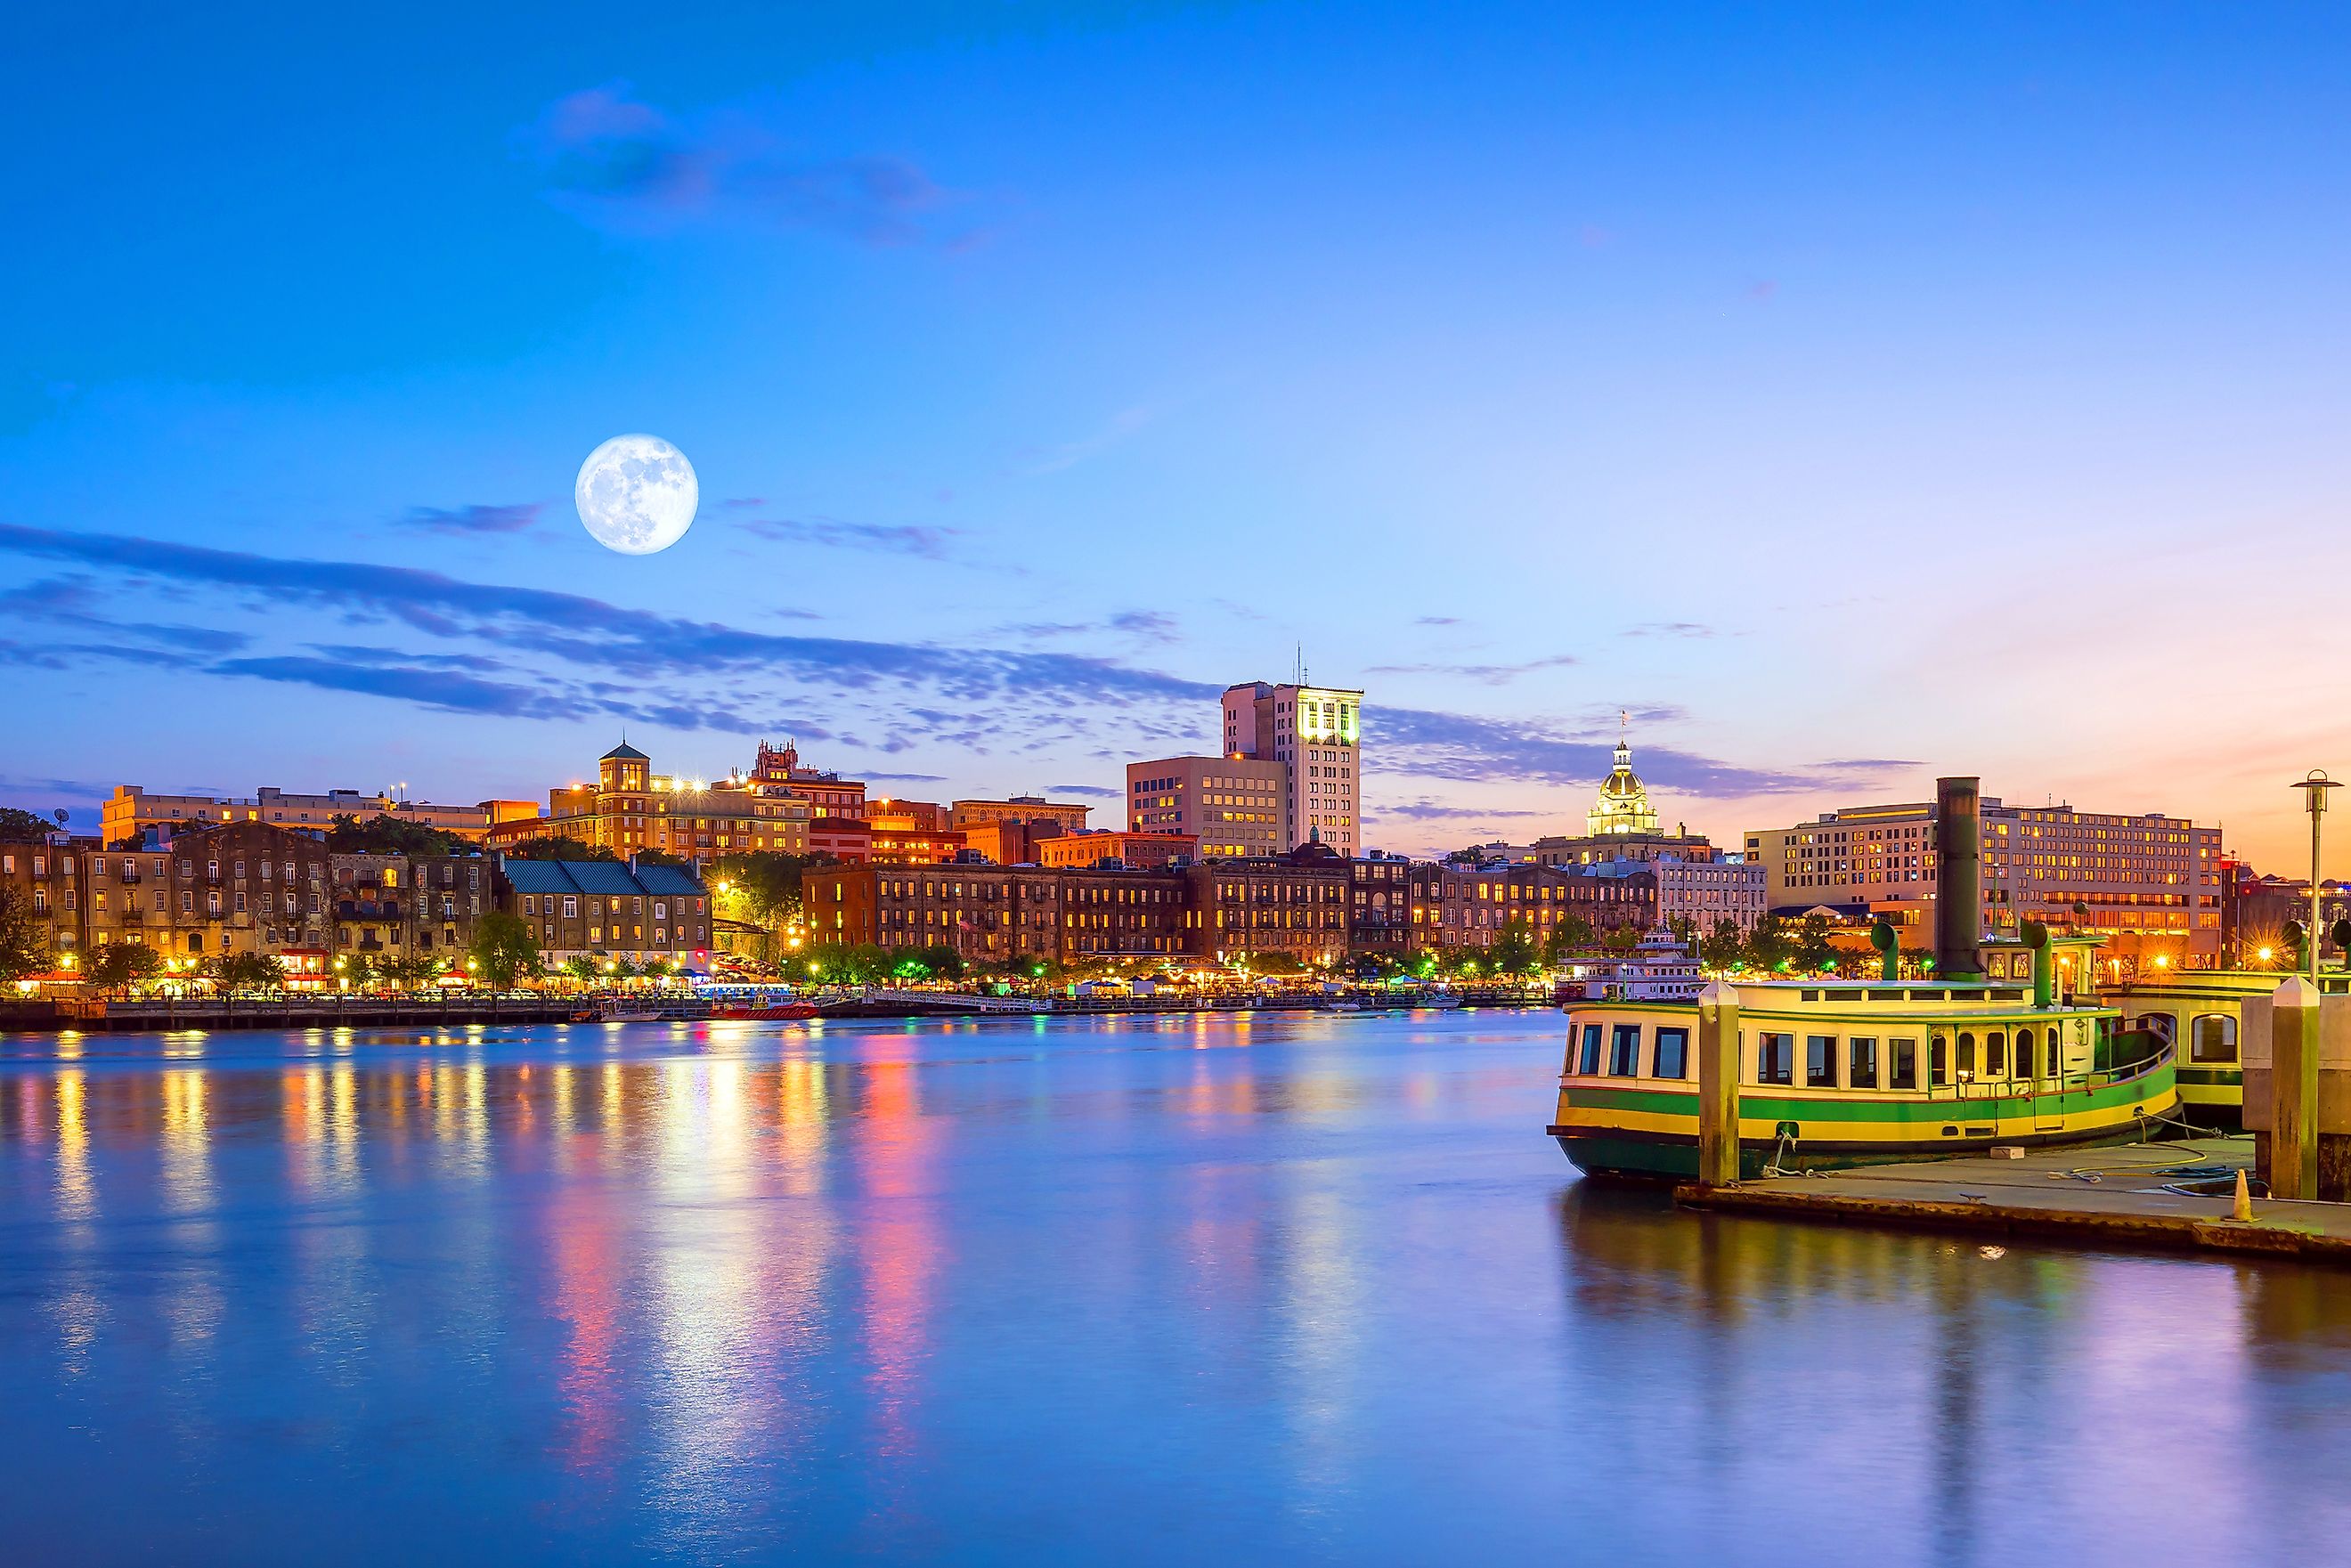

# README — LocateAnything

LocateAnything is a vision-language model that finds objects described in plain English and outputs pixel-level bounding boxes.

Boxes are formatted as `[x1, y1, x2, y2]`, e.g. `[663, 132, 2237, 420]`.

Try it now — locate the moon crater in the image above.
[576, 434, 697, 555]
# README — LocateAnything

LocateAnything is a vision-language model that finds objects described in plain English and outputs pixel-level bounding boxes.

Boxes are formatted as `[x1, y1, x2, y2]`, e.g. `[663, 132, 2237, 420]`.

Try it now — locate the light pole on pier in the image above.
[2291, 771, 2339, 981]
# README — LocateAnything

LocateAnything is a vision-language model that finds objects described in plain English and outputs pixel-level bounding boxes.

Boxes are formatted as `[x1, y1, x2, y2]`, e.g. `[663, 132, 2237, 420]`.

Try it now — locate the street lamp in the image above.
[2292, 770, 2340, 981]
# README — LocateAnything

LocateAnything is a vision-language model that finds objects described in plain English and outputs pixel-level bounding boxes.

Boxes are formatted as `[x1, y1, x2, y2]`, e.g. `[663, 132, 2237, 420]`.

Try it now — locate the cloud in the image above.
[1373, 706, 1904, 797]
[1002, 611, 1180, 645]
[741, 516, 956, 559]
[515, 83, 955, 247]
[866, 772, 948, 783]
[1373, 799, 1551, 823]
[399, 503, 541, 535]
[1622, 622, 1716, 639]
[211, 655, 604, 719]
[1412, 616, 1461, 627]
[1050, 784, 1121, 799]
[1019, 406, 1156, 475]
[0, 575, 250, 654]
[1367, 654, 1580, 686]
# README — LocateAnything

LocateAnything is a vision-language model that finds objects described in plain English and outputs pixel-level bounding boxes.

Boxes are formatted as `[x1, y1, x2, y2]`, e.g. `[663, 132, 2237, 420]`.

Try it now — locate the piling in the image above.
[2273, 976, 2321, 1200]
[1696, 979, 1742, 1188]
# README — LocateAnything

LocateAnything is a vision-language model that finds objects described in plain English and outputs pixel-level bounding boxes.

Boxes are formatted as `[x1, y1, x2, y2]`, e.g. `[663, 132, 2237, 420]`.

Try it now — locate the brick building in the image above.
[1036, 830, 1199, 869]
[500, 857, 712, 969]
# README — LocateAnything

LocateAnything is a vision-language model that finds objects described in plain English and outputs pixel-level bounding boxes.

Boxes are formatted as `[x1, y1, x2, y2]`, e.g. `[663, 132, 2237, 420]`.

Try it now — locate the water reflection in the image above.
[4, 1019, 2351, 1564]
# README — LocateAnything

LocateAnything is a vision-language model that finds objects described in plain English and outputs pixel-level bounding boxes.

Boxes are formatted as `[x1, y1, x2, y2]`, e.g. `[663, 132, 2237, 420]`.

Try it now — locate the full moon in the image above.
[575, 434, 697, 555]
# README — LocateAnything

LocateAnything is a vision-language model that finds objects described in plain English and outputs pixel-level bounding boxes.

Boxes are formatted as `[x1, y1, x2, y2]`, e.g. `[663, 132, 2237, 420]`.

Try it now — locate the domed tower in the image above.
[1587, 720, 1661, 838]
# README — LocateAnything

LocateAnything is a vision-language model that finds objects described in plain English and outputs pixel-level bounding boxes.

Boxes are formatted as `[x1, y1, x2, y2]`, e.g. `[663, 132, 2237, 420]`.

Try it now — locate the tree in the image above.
[324, 813, 473, 857]
[1794, 914, 1838, 973]
[1667, 914, 1698, 948]
[503, 835, 620, 863]
[0, 887, 50, 982]
[1745, 914, 1794, 973]
[1242, 950, 1306, 975]
[85, 943, 163, 993]
[1601, 922, 1639, 954]
[709, 849, 830, 964]
[1543, 913, 1599, 966]
[213, 952, 287, 992]
[1489, 917, 1542, 977]
[468, 911, 541, 990]
[1699, 918, 1745, 973]
[0, 806, 60, 843]
[564, 955, 600, 986]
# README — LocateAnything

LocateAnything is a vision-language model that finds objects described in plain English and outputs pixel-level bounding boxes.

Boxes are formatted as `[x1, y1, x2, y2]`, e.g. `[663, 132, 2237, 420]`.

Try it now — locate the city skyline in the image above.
[9, 4, 2351, 868]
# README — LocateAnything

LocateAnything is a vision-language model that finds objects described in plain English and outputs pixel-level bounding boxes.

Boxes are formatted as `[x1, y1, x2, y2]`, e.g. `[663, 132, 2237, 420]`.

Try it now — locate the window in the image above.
[1757, 1033, 1794, 1085]
[1607, 1024, 1640, 1076]
[2191, 1014, 2237, 1064]
[1804, 1036, 1838, 1088]
[1956, 1032, 1977, 1076]
[1654, 1027, 1688, 1080]
[1986, 1031, 2006, 1076]
[563, 898, 578, 919]
[1576, 1023, 1603, 1076]
[1930, 1035, 1948, 1087]
[1849, 1036, 1879, 1089]
[2015, 1028, 2036, 1078]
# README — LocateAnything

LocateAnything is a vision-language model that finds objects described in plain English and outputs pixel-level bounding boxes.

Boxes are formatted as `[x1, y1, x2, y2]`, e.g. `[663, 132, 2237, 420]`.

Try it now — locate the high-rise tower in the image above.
[1220, 678, 1364, 856]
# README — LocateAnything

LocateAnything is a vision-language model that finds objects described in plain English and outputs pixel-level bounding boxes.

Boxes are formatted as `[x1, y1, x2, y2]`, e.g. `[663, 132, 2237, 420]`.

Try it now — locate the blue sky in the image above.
[5, 3, 2349, 865]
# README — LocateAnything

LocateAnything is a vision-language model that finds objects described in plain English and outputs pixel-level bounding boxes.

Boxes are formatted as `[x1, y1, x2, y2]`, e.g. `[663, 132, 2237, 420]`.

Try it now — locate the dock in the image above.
[1675, 1135, 2351, 1264]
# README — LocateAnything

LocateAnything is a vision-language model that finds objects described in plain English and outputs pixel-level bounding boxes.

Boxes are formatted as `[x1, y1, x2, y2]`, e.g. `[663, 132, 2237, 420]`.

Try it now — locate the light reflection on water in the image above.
[4, 1012, 2351, 1565]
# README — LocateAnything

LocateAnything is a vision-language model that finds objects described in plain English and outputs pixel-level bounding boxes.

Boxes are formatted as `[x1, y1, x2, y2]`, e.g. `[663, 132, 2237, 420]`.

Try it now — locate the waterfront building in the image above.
[94, 820, 335, 964]
[1035, 830, 1199, 869]
[1347, 852, 1414, 960]
[103, 784, 502, 845]
[1182, 841, 1352, 967]
[750, 739, 866, 819]
[1127, 755, 1287, 857]
[1221, 678, 1364, 856]
[2220, 864, 2351, 965]
[499, 857, 711, 969]
[490, 742, 813, 866]
[1654, 856, 1767, 935]
[0, 833, 101, 968]
[328, 852, 499, 966]
[1408, 860, 1648, 952]
[804, 863, 1188, 966]
[1745, 794, 2223, 963]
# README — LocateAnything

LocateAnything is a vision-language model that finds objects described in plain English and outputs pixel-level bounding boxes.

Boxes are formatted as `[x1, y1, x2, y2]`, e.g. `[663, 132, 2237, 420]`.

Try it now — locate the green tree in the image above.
[1698, 917, 1745, 973]
[639, 955, 673, 979]
[709, 850, 830, 963]
[1794, 914, 1837, 973]
[1543, 913, 1599, 965]
[564, 955, 600, 985]
[0, 806, 61, 843]
[213, 952, 288, 992]
[504, 835, 620, 863]
[85, 943, 163, 993]
[0, 886, 51, 982]
[1745, 914, 1794, 973]
[324, 813, 473, 857]
[1667, 914, 1698, 948]
[1489, 917, 1542, 977]
[1242, 950, 1306, 975]
[468, 911, 541, 990]
[1600, 922, 1639, 954]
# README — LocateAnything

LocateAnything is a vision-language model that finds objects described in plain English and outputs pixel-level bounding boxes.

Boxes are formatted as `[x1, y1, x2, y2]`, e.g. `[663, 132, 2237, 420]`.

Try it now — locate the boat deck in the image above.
[1675, 1135, 2351, 1265]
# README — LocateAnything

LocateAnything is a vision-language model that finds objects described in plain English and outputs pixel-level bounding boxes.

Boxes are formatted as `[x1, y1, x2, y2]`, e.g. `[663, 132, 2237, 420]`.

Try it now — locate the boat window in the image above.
[1654, 1027, 1688, 1080]
[1986, 1031, 2006, 1076]
[1930, 1035, 1948, 1087]
[2140, 1013, 2176, 1048]
[1806, 1035, 1837, 1088]
[1757, 1033, 1794, 1086]
[2191, 1014, 2237, 1064]
[1956, 1032, 1977, 1076]
[1577, 1024, 1603, 1076]
[2015, 1028, 2036, 1078]
[1608, 1023, 1641, 1076]
[1849, 1036, 1879, 1089]
[1891, 1037, 1918, 1090]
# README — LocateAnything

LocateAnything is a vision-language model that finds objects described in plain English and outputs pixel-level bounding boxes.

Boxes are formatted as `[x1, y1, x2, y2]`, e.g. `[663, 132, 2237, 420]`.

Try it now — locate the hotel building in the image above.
[1745, 795, 2223, 962]
[1127, 756, 1287, 857]
[1222, 679, 1364, 856]
[103, 784, 517, 845]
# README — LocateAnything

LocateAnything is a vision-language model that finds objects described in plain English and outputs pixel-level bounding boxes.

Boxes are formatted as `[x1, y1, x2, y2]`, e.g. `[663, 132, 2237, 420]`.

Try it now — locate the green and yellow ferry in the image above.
[2101, 968, 2351, 1127]
[1548, 977, 2179, 1181]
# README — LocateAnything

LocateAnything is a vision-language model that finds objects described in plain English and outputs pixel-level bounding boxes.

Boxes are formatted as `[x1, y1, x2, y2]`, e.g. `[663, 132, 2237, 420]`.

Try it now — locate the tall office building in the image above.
[1221, 679, 1364, 856]
[1127, 756, 1288, 857]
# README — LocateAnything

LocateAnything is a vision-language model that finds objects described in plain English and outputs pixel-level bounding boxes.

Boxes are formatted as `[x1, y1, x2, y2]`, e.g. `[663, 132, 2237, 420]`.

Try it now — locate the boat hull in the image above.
[1550, 1062, 2179, 1181]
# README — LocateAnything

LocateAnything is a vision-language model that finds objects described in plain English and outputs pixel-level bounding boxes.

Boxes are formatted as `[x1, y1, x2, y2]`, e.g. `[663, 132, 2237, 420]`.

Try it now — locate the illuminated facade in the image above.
[1035, 831, 1199, 869]
[1127, 756, 1286, 857]
[500, 857, 711, 967]
[103, 784, 497, 845]
[1220, 679, 1364, 855]
[1745, 795, 2223, 962]
[494, 742, 814, 866]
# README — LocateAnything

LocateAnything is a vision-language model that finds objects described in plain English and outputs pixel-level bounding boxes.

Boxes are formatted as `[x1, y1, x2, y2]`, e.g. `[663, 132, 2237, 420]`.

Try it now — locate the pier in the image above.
[1675, 1135, 2351, 1264]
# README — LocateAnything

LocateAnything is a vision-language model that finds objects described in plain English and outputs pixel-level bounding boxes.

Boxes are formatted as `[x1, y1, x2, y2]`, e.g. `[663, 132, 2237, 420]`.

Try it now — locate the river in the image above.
[2, 1010, 2347, 1565]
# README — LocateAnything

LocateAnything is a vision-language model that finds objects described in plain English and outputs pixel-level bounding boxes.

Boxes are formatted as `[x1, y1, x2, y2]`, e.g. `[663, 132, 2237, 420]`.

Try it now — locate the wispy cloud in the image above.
[1018, 406, 1156, 475]
[514, 83, 958, 248]
[866, 772, 948, 784]
[1622, 622, 1717, 639]
[0, 577, 249, 654]
[1051, 784, 1120, 799]
[1374, 706, 1905, 797]
[400, 503, 541, 535]
[1412, 615, 1461, 628]
[1367, 654, 1579, 687]
[740, 516, 956, 559]
[1001, 610, 1180, 645]
[1372, 799, 1550, 823]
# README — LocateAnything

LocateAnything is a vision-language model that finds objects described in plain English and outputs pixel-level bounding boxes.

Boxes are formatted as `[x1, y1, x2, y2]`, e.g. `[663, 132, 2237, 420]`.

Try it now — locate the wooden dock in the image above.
[1676, 1135, 2351, 1264]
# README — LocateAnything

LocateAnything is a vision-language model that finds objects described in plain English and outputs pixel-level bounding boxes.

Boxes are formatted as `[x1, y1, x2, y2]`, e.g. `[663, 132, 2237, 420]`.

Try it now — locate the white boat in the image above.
[1419, 991, 1463, 1011]
[598, 1006, 663, 1023]
[1580, 928, 1706, 1003]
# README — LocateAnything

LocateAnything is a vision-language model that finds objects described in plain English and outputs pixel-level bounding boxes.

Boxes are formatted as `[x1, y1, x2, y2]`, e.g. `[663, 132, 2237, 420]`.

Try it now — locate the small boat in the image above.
[1418, 991, 1462, 1011]
[1579, 926, 1705, 1003]
[598, 1006, 663, 1023]
[710, 1001, 821, 1021]
[1319, 998, 1364, 1013]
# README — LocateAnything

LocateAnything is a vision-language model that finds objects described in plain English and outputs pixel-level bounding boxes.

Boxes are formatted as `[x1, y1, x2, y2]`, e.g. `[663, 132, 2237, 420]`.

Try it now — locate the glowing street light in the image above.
[2292, 770, 2341, 981]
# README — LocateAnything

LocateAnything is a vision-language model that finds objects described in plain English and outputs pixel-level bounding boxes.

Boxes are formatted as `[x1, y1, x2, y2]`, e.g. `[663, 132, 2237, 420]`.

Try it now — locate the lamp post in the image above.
[2292, 771, 2340, 981]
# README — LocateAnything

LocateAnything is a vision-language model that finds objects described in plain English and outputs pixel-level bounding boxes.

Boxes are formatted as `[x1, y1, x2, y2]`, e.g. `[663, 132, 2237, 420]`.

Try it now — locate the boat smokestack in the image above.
[1935, 776, 1984, 982]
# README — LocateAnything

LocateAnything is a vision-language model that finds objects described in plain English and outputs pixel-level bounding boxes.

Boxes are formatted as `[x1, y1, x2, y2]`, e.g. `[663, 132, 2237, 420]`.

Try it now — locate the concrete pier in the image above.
[1674, 1135, 2351, 1264]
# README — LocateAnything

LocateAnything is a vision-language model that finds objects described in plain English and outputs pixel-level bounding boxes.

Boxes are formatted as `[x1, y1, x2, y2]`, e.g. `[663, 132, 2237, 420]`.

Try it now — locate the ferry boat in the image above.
[1549, 977, 2176, 1179]
[1579, 927, 1705, 1003]
[2099, 968, 2351, 1127]
[1550, 775, 2181, 1180]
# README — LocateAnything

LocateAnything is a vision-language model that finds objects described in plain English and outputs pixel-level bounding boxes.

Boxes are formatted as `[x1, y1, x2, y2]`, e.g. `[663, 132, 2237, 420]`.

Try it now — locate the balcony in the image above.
[118, 871, 142, 885]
